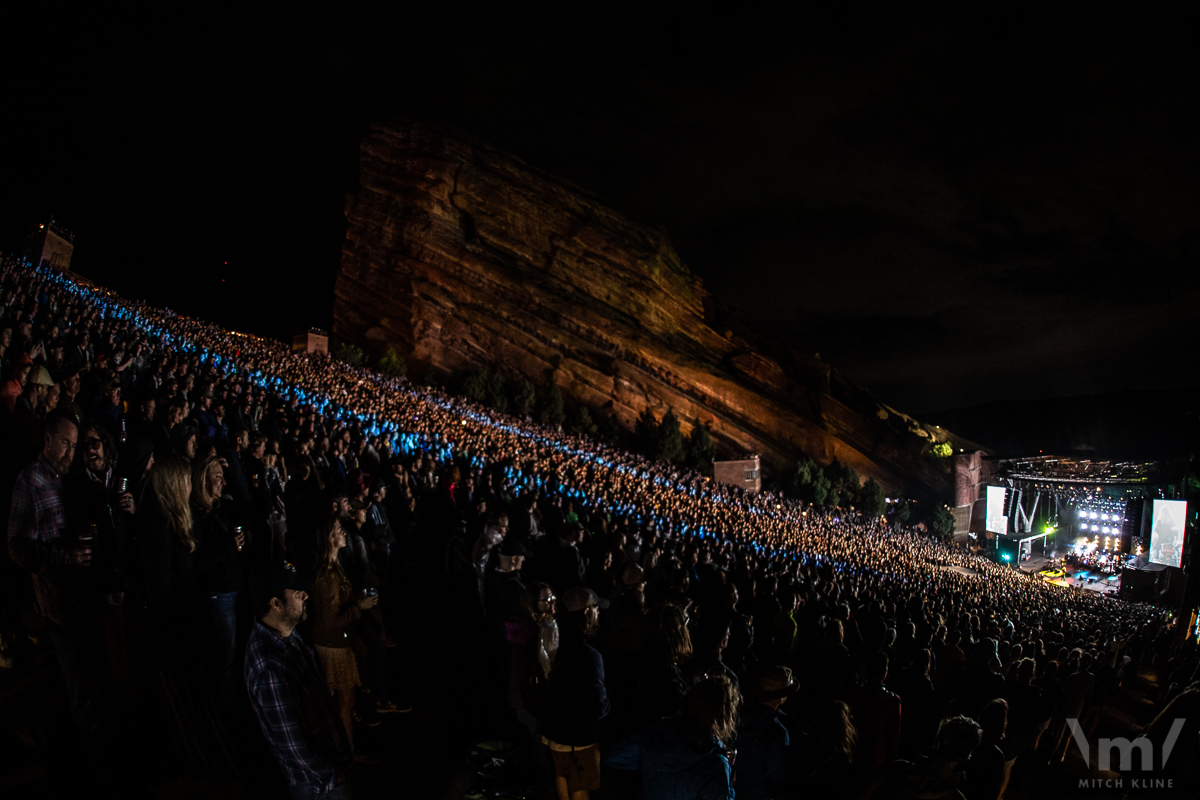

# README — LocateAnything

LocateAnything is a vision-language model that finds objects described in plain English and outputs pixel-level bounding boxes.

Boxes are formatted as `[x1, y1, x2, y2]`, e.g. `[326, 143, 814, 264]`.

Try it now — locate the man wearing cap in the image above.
[193, 387, 221, 447]
[90, 378, 124, 443]
[734, 665, 794, 800]
[485, 537, 529, 626]
[245, 560, 353, 799]
[540, 586, 611, 800]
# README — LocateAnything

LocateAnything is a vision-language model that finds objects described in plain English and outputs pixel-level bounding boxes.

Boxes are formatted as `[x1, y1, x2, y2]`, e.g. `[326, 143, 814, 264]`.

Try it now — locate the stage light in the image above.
[1082, 524, 1088, 530]
[1101, 514, 1108, 521]
[1090, 512, 1097, 519]
[1078, 509, 1086, 517]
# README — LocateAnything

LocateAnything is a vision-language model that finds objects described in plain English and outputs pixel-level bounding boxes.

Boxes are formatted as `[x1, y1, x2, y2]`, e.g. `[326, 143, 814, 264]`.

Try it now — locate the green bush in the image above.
[487, 371, 509, 413]
[538, 385, 566, 426]
[333, 342, 366, 367]
[858, 478, 886, 518]
[686, 424, 716, 471]
[512, 380, 537, 417]
[930, 505, 956, 541]
[569, 405, 599, 438]
[377, 348, 407, 377]
[654, 409, 685, 463]
[460, 370, 489, 403]
[597, 414, 622, 445]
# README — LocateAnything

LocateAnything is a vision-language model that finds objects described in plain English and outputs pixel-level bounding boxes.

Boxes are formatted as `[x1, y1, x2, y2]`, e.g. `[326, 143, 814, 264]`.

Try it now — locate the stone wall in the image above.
[334, 122, 959, 497]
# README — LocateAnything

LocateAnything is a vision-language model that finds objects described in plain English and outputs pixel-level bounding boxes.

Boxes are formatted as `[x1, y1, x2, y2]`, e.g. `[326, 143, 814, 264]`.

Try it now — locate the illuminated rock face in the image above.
[334, 122, 953, 495]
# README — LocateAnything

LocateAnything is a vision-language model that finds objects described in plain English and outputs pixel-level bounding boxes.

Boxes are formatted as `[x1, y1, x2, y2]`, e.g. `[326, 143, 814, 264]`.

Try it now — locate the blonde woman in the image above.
[310, 516, 378, 759]
[140, 456, 241, 778]
[140, 456, 204, 660]
[190, 452, 244, 681]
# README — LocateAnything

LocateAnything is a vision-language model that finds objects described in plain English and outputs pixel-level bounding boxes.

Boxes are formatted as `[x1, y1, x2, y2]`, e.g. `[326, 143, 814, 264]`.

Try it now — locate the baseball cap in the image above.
[249, 559, 312, 607]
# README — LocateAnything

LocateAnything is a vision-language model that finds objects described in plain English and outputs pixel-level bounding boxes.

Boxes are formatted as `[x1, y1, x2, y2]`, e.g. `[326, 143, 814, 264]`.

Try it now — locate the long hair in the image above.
[190, 450, 222, 513]
[521, 581, 556, 624]
[678, 676, 740, 746]
[315, 515, 344, 575]
[812, 699, 858, 761]
[648, 602, 693, 666]
[151, 456, 194, 551]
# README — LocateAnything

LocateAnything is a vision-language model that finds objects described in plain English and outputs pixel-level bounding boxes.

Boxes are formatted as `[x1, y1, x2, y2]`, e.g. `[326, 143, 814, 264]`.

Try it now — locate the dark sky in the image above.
[3, 11, 1197, 413]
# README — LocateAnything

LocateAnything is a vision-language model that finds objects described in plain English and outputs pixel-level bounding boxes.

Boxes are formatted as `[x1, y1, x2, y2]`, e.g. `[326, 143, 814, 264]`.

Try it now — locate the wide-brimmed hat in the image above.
[498, 537, 529, 558]
[28, 365, 54, 386]
[750, 665, 798, 700]
[561, 586, 610, 613]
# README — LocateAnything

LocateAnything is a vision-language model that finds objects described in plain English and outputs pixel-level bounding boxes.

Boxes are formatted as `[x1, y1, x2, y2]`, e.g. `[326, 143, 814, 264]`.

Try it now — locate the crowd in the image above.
[2, 254, 1197, 799]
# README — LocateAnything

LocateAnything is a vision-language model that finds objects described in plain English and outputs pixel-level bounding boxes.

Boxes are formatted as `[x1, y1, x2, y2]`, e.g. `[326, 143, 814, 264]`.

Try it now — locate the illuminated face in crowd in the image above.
[44, 422, 78, 476]
[82, 429, 107, 473]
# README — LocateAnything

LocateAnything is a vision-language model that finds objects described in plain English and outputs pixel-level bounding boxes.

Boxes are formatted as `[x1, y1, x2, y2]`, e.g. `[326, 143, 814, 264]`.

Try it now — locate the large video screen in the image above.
[1149, 499, 1188, 568]
[985, 486, 1007, 535]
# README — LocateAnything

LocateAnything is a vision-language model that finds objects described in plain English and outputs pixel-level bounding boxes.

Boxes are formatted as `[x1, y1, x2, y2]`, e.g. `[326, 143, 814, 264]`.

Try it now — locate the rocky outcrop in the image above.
[334, 122, 961, 496]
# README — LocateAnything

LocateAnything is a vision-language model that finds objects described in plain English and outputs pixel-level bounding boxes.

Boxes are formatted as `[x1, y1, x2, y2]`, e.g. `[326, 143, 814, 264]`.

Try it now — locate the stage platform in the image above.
[1021, 553, 1121, 597]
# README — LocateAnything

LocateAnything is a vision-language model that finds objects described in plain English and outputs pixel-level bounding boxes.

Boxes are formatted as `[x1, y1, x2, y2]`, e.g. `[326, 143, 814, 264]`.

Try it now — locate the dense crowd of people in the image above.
[2, 255, 1197, 799]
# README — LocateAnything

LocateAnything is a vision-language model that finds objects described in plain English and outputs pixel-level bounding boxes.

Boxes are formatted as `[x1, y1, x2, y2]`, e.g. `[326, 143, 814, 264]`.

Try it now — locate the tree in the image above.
[931, 442, 953, 458]
[811, 470, 831, 506]
[825, 460, 861, 507]
[538, 384, 566, 426]
[686, 423, 716, 471]
[569, 405, 599, 438]
[512, 380, 538, 417]
[332, 342, 365, 367]
[894, 499, 913, 524]
[377, 348, 407, 377]
[487, 371, 509, 413]
[858, 478, 886, 518]
[789, 456, 819, 498]
[930, 505, 956, 542]
[635, 408, 659, 454]
[597, 413, 622, 445]
[460, 369, 489, 404]
[655, 409, 686, 463]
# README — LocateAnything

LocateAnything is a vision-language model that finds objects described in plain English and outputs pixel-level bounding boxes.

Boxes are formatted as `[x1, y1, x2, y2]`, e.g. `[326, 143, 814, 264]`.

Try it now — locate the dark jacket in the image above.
[137, 498, 203, 662]
[734, 704, 789, 800]
[191, 501, 243, 594]
[540, 628, 610, 746]
[604, 718, 734, 800]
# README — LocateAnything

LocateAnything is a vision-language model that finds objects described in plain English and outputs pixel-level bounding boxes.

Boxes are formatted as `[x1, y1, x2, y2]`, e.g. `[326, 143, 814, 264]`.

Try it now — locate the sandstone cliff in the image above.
[334, 122, 962, 496]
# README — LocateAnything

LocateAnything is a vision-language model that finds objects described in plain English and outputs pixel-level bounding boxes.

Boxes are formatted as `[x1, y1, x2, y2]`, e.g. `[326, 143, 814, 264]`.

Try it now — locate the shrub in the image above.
[333, 342, 366, 367]
[377, 348, 406, 377]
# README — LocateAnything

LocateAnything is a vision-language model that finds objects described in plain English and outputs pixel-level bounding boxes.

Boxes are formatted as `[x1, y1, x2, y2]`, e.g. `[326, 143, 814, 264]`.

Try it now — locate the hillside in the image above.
[334, 122, 972, 495]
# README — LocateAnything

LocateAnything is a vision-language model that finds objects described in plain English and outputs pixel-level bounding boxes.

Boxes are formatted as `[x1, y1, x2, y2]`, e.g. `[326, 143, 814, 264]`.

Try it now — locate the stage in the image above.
[1020, 553, 1122, 597]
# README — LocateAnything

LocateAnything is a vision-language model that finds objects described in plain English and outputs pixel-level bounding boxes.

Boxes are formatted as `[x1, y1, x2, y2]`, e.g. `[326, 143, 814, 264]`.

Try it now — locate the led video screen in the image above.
[1149, 499, 1187, 568]
[985, 486, 1007, 535]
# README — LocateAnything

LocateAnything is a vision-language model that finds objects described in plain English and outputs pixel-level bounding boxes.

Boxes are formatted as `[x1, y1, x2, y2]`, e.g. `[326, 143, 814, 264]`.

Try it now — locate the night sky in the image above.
[3, 12, 1197, 414]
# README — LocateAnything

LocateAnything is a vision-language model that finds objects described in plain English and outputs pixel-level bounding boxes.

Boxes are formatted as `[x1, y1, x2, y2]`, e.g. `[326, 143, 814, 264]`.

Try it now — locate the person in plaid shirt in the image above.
[8, 410, 102, 731]
[245, 560, 353, 799]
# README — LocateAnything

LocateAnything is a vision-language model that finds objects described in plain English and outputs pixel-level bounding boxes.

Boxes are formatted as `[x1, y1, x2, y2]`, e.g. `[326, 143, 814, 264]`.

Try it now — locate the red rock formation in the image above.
[334, 122, 960, 496]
